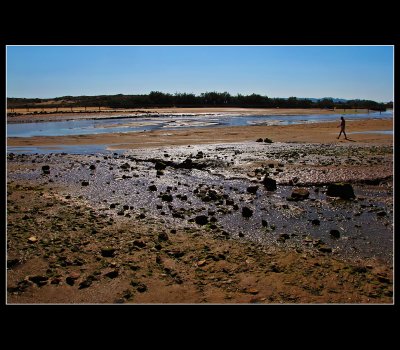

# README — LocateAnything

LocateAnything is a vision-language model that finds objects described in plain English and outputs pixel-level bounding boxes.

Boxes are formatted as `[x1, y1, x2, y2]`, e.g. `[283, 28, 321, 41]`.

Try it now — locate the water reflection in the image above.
[7, 111, 393, 138]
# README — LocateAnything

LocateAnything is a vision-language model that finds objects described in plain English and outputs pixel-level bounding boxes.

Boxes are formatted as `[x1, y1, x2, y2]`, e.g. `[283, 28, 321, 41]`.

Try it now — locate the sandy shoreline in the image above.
[7, 119, 393, 149]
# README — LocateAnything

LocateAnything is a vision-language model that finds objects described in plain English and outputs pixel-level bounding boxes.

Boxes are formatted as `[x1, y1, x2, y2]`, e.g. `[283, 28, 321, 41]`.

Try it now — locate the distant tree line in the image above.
[7, 92, 392, 111]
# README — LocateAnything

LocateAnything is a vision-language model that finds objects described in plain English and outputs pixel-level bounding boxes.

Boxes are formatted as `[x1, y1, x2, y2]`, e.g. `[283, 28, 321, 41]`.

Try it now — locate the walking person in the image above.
[337, 116, 348, 140]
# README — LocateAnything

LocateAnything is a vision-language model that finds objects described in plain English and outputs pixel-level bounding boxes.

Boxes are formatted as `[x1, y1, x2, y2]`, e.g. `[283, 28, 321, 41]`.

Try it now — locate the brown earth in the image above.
[6, 181, 393, 304]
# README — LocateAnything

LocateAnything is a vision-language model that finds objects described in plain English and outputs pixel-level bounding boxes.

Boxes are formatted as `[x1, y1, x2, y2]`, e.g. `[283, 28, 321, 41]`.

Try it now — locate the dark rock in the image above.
[264, 138, 273, 143]
[158, 232, 169, 241]
[133, 240, 146, 248]
[263, 176, 277, 191]
[278, 233, 290, 242]
[66, 273, 80, 286]
[81, 181, 89, 186]
[226, 199, 235, 206]
[318, 245, 332, 253]
[270, 262, 281, 273]
[377, 275, 391, 284]
[105, 269, 119, 279]
[42, 165, 50, 174]
[196, 151, 204, 159]
[78, 279, 93, 289]
[155, 161, 167, 170]
[326, 183, 355, 199]
[161, 194, 173, 202]
[311, 219, 320, 225]
[261, 219, 268, 227]
[376, 211, 387, 217]
[291, 188, 310, 200]
[256, 138, 263, 142]
[242, 206, 253, 218]
[329, 229, 341, 238]
[148, 185, 157, 191]
[247, 185, 259, 194]
[89, 165, 96, 170]
[120, 163, 130, 170]
[101, 247, 116, 257]
[7, 258, 20, 269]
[29, 275, 49, 286]
[195, 215, 209, 225]
[137, 283, 147, 293]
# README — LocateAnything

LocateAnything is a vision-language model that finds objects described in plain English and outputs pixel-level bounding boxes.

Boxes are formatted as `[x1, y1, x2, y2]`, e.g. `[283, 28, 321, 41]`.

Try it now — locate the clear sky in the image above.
[6, 45, 394, 102]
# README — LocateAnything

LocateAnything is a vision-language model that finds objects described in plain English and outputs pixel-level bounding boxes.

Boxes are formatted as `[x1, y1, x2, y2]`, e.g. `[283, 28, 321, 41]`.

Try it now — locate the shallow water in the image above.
[7, 111, 393, 138]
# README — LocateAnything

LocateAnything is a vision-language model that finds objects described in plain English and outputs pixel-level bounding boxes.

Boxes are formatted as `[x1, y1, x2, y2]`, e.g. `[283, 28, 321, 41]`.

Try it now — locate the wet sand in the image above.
[7, 119, 393, 149]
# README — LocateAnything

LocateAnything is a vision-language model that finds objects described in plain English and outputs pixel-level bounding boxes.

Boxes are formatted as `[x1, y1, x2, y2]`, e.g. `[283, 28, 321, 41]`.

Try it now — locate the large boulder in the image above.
[326, 183, 355, 199]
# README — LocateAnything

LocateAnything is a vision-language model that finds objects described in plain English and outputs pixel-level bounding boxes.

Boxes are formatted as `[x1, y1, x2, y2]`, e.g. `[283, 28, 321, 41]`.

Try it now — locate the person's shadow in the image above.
[345, 137, 356, 142]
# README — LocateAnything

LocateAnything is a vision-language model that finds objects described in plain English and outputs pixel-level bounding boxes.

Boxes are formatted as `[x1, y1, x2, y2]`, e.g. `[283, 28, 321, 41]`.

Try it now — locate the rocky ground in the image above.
[6, 141, 393, 304]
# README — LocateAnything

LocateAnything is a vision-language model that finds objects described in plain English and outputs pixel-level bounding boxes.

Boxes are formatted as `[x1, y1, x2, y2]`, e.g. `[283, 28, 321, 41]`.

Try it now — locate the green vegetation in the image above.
[7, 91, 391, 111]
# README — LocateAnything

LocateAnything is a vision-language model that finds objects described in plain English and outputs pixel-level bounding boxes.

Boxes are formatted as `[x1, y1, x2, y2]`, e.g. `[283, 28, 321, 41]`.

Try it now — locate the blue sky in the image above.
[6, 45, 394, 102]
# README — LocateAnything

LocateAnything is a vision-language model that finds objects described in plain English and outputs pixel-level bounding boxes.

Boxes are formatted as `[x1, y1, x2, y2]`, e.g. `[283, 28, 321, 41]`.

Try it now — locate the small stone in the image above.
[78, 279, 92, 289]
[101, 247, 116, 257]
[291, 188, 310, 200]
[326, 183, 355, 199]
[161, 194, 173, 202]
[329, 229, 340, 238]
[247, 186, 259, 194]
[263, 176, 277, 191]
[246, 288, 259, 294]
[318, 245, 332, 253]
[137, 284, 147, 293]
[28, 236, 38, 243]
[242, 206, 253, 218]
[195, 215, 209, 225]
[29, 275, 48, 286]
[42, 165, 50, 174]
[105, 269, 119, 279]
[158, 232, 169, 241]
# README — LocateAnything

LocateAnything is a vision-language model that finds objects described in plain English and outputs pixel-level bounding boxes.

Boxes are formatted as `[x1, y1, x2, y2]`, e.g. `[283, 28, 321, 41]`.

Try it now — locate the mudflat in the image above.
[6, 108, 393, 304]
